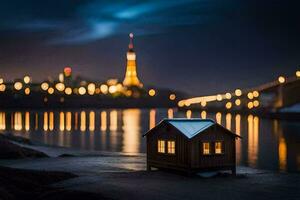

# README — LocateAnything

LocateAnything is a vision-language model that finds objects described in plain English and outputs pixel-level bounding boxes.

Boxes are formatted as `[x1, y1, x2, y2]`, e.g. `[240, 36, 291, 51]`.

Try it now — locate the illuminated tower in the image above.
[123, 33, 143, 88]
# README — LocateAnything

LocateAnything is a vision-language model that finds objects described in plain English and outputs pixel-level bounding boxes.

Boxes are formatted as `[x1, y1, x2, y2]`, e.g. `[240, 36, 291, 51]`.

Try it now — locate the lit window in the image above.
[167, 141, 175, 154]
[203, 142, 210, 155]
[158, 140, 165, 153]
[215, 142, 222, 154]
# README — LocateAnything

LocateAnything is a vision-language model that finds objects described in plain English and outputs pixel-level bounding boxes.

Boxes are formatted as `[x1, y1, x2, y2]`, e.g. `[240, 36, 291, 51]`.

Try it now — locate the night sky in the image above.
[0, 0, 299, 95]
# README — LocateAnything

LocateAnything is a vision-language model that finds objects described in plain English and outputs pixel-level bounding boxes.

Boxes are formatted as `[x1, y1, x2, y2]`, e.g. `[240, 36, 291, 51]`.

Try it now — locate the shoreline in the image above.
[0, 133, 291, 175]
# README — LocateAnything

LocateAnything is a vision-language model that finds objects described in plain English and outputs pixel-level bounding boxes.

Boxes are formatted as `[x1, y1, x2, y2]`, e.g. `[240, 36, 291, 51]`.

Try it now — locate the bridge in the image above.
[178, 70, 300, 112]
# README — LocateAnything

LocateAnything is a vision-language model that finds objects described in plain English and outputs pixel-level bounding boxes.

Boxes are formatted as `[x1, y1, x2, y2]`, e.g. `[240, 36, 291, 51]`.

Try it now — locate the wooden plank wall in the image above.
[147, 123, 189, 169]
[190, 125, 235, 169]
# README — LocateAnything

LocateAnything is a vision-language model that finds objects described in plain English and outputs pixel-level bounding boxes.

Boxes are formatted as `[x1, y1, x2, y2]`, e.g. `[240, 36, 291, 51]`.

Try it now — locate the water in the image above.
[0, 108, 300, 173]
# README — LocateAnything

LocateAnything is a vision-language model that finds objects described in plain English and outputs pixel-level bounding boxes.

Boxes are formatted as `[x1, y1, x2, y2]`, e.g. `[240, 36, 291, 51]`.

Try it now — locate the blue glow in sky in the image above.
[0, 0, 230, 44]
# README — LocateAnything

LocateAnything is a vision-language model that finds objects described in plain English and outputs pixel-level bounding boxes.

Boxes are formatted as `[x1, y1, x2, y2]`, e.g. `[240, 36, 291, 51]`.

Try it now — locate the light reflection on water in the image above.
[0, 109, 300, 173]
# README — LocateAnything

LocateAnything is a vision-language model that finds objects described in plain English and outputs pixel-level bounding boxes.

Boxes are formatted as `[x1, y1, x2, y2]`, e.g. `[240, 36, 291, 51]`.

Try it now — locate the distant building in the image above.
[123, 33, 143, 88]
[143, 118, 241, 175]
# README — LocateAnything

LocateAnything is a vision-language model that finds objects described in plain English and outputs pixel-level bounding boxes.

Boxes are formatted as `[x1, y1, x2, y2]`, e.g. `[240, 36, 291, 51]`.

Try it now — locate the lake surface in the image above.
[0, 108, 300, 173]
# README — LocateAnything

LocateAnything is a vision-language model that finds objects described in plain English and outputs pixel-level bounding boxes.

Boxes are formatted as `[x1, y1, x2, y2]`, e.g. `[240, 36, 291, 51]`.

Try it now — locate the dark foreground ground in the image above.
[55, 170, 300, 200]
[0, 134, 111, 200]
[1, 134, 300, 200]
[0, 166, 111, 200]
[1, 166, 300, 200]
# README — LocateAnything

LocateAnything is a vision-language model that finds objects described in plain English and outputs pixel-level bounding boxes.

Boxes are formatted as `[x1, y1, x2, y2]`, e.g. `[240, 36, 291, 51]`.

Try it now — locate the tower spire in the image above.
[128, 33, 134, 50]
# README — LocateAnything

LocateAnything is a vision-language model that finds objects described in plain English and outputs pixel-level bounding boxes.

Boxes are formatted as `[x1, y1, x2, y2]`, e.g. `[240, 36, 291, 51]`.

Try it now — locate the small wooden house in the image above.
[143, 118, 241, 175]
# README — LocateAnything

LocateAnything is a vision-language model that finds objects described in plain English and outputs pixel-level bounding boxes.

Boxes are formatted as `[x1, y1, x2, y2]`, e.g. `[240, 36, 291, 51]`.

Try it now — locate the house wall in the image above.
[190, 125, 236, 170]
[146, 123, 190, 171]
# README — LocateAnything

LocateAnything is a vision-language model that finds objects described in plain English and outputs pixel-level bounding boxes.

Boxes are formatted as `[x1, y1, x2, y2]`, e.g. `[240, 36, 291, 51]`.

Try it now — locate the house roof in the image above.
[143, 118, 241, 139]
[167, 119, 215, 139]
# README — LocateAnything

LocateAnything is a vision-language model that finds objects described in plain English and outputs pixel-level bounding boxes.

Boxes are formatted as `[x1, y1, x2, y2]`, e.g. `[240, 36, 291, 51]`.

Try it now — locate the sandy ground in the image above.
[1, 139, 300, 200]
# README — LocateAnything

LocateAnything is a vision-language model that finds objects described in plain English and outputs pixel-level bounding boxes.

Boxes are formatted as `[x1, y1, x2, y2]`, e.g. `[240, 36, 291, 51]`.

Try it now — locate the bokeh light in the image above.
[148, 89, 156, 96]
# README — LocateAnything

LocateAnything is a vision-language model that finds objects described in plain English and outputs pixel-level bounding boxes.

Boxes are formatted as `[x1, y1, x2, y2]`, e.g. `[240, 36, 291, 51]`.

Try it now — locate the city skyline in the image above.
[0, 0, 299, 95]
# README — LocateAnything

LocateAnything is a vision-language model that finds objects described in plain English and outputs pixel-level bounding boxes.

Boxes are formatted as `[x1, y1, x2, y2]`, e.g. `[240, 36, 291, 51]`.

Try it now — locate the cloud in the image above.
[54, 0, 218, 44]
[49, 20, 118, 45]
[112, 0, 201, 19]
[0, 0, 237, 45]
